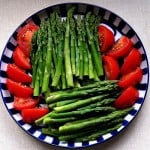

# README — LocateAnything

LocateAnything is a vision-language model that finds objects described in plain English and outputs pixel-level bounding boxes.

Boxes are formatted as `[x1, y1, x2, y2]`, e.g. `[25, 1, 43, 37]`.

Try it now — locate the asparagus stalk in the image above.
[59, 119, 123, 141]
[54, 94, 109, 112]
[85, 12, 103, 77]
[70, 16, 76, 75]
[30, 30, 38, 87]
[49, 107, 116, 119]
[78, 98, 116, 110]
[77, 15, 84, 80]
[63, 7, 75, 87]
[41, 19, 53, 93]
[59, 108, 132, 134]
[46, 82, 118, 104]
[51, 13, 64, 87]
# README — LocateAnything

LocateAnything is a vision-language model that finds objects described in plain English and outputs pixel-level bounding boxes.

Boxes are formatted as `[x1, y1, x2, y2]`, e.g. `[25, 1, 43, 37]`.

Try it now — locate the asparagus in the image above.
[85, 12, 103, 77]
[70, 16, 76, 75]
[75, 123, 122, 142]
[54, 94, 109, 112]
[77, 15, 84, 80]
[59, 119, 123, 141]
[46, 82, 118, 104]
[30, 30, 38, 87]
[42, 127, 60, 137]
[59, 108, 132, 134]
[48, 107, 116, 119]
[78, 98, 116, 110]
[51, 13, 64, 87]
[33, 28, 43, 96]
[43, 117, 76, 125]
[63, 7, 75, 87]
[41, 19, 53, 93]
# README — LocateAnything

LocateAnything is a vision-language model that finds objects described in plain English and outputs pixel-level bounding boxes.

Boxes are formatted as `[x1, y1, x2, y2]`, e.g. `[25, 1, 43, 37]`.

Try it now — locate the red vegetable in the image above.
[120, 48, 142, 75]
[17, 22, 39, 57]
[98, 25, 115, 53]
[103, 55, 120, 80]
[13, 46, 31, 70]
[107, 36, 133, 58]
[14, 97, 39, 111]
[7, 79, 33, 98]
[7, 63, 32, 83]
[119, 67, 143, 89]
[114, 86, 139, 109]
[21, 107, 49, 123]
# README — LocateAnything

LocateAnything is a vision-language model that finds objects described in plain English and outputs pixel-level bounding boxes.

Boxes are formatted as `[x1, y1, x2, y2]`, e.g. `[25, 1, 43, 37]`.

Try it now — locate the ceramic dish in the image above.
[0, 3, 149, 149]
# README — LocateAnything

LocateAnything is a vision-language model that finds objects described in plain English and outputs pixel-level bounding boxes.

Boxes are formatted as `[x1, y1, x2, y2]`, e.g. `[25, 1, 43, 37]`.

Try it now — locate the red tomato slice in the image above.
[107, 36, 133, 58]
[98, 25, 115, 53]
[7, 63, 32, 83]
[21, 107, 49, 123]
[14, 97, 39, 111]
[13, 46, 31, 70]
[120, 48, 142, 75]
[17, 22, 39, 57]
[103, 55, 120, 80]
[119, 67, 143, 89]
[7, 79, 33, 98]
[114, 86, 139, 109]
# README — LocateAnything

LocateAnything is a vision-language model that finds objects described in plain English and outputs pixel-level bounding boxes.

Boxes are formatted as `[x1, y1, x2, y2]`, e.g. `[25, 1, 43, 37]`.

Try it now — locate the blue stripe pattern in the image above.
[0, 3, 149, 148]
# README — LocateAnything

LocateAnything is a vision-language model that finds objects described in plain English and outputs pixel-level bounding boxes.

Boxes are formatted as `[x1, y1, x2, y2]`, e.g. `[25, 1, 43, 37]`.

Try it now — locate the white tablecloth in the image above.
[0, 0, 150, 149]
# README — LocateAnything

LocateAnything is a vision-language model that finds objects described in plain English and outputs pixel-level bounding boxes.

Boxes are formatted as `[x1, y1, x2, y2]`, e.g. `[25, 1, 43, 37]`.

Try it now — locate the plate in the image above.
[0, 2, 149, 148]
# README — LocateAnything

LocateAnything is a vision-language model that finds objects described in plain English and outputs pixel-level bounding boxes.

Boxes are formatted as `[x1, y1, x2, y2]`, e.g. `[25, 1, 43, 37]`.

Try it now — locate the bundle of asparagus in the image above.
[30, 7, 104, 96]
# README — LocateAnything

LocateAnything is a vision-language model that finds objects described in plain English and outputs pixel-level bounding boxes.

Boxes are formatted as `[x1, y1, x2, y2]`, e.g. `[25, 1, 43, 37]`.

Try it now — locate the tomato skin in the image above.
[120, 48, 142, 75]
[7, 63, 32, 83]
[114, 86, 139, 109]
[21, 107, 49, 123]
[14, 97, 39, 111]
[7, 79, 33, 98]
[119, 67, 143, 89]
[103, 55, 120, 80]
[13, 46, 31, 70]
[98, 25, 115, 53]
[107, 36, 133, 58]
[17, 22, 39, 57]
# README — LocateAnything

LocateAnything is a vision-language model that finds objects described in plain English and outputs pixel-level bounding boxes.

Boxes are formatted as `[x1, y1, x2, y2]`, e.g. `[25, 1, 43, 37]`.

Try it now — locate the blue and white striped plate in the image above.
[0, 3, 149, 149]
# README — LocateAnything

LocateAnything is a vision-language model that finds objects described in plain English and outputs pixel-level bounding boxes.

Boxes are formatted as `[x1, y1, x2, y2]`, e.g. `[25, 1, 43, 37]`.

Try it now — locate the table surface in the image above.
[0, 0, 150, 149]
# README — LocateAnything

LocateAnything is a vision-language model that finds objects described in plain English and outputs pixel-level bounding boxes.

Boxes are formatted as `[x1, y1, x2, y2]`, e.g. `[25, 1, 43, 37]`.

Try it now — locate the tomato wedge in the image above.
[114, 86, 139, 109]
[21, 107, 49, 123]
[14, 97, 39, 111]
[98, 25, 115, 53]
[7, 79, 33, 98]
[120, 48, 142, 75]
[119, 67, 143, 89]
[17, 22, 39, 57]
[103, 55, 120, 80]
[13, 46, 31, 70]
[7, 63, 32, 83]
[107, 36, 133, 58]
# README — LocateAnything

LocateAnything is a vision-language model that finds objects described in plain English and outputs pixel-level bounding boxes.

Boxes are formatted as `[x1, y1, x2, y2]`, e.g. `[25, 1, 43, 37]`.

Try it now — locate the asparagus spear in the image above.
[70, 16, 76, 75]
[59, 108, 132, 134]
[54, 94, 109, 112]
[78, 98, 116, 110]
[30, 30, 38, 87]
[59, 119, 123, 141]
[63, 7, 75, 87]
[77, 15, 84, 80]
[46, 82, 118, 104]
[85, 12, 103, 77]
[41, 18, 53, 93]
[48, 106, 116, 119]
[51, 13, 64, 87]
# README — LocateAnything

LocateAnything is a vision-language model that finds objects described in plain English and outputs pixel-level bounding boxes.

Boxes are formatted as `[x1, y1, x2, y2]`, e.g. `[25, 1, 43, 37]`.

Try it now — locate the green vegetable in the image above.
[59, 108, 131, 134]
[63, 7, 75, 87]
